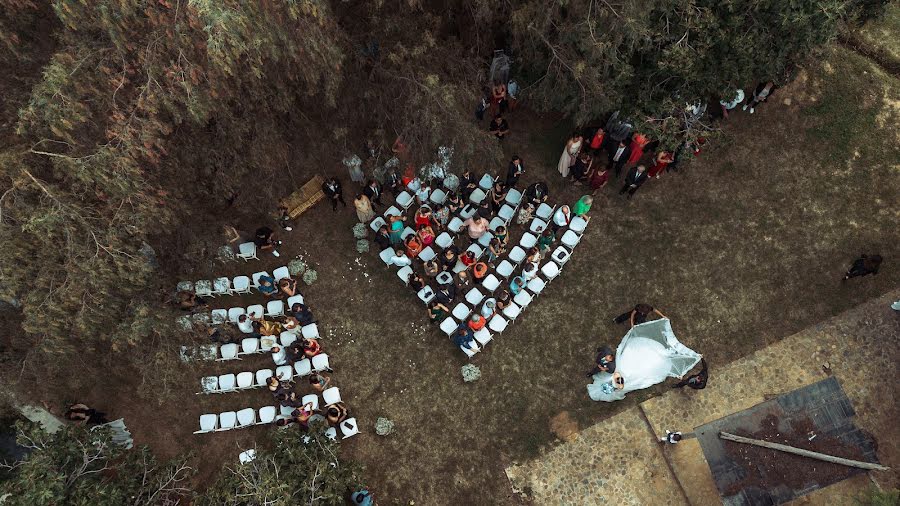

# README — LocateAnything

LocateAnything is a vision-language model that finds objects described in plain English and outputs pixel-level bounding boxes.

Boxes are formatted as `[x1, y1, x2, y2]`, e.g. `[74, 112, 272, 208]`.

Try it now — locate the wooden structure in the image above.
[719, 432, 889, 471]
[281, 175, 325, 219]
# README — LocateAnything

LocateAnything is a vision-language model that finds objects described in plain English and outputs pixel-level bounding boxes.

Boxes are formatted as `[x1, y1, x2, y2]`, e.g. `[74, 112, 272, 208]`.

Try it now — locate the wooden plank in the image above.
[719, 432, 890, 471]
[281, 175, 325, 219]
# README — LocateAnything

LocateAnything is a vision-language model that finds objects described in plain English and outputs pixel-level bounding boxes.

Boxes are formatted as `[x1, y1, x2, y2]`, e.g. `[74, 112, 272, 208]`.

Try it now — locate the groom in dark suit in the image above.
[618, 165, 648, 199]
[607, 139, 632, 178]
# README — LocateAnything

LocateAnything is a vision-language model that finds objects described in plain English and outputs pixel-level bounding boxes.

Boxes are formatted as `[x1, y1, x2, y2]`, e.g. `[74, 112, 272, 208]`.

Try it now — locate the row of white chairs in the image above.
[177, 265, 293, 298]
[198, 355, 333, 395]
[212, 326, 322, 362]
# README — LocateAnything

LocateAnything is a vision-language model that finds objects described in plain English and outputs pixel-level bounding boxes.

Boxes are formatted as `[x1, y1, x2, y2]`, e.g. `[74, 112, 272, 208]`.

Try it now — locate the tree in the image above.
[0, 422, 192, 505]
[199, 427, 364, 505]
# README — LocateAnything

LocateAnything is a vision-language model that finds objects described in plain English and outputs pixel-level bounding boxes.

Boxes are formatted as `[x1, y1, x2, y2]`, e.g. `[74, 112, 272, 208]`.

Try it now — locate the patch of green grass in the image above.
[854, 487, 900, 506]
[855, 2, 900, 63]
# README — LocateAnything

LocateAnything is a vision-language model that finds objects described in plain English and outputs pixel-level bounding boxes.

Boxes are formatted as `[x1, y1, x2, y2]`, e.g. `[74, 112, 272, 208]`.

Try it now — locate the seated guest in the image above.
[285, 342, 305, 363]
[472, 262, 489, 284]
[487, 238, 504, 262]
[455, 270, 473, 293]
[308, 372, 331, 393]
[440, 247, 459, 271]
[460, 250, 477, 268]
[325, 402, 349, 426]
[254, 226, 281, 252]
[516, 202, 535, 225]
[374, 225, 392, 250]
[490, 181, 507, 212]
[480, 298, 497, 319]
[538, 228, 555, 252]
[414, 206, 433, 228]
[495, 290, 511, 310]
[293, 401, 316, 429]
[432, 203, 450, 229]
[236, 313, 258, 335]
[388, 248, 412, 267]
[523, 261, 539, 281]
[451, 324, 478, 352]
[415, 182, 431, 205]
[275, 417, 297, 428]
[291, 303, 315, 325]
[468, 314, 486, 331]
[435, 284, 456, 305]
[463, 215, 489, 242]
[258, 318, 283, 337]
[408, 272, 426, 292]
[494, 226, 509, 249]
[526, 246, 542, 264]
[524, 181, 549, 207]
[423, 258, 440, 277]
[405, 235, 423, 258]
[279, 277, 299, 297]
[427, 301, 451, 323]
[257, 274, 278, 297]
[446, 192, 464, 214]
[417, 225, 435, 246]
[552, 205, 572, 231]
[278, 391, 305, 408]
[266, 376, 292, 396]
[301, 337, 322, 358]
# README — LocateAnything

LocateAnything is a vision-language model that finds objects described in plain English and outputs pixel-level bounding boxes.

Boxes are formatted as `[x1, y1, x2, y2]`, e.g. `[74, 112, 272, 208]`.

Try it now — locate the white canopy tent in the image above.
[588, 318, 701, 402]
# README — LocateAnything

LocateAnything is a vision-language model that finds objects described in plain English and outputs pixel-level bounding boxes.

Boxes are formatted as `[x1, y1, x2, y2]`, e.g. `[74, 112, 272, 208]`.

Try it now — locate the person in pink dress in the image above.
[626, 133, 649, 166]
[647, 151, 674, 179]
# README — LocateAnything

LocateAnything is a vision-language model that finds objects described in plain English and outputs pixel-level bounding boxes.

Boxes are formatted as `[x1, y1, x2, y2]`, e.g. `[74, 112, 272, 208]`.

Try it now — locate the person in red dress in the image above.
[589, 166, 610, 194]
[627, 133, 649, 166]
[589, 127, 605, 154]
[647, 151, 674, 179]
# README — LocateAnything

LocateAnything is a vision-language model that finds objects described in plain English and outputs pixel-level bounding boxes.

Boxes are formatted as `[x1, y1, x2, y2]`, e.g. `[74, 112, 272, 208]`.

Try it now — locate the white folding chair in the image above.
[496, 261, 514, 279]
[218, 373, 237, 392]
[498, 204, 516, 222]
[251, 271, 270, 288]
[176, 315, 193, 332]
[448, 216, 465, 233]
[322, 387, 342, 406]
[430, 188, 447, 205]
[379, 247, 395, 265]
[551, 246, 571, 266]
[478, 173, 495, 190]
[529, 218, 548, 234]
[232, 276, 251, 295]
[419, 246, 436, 262]
[452, 302, 471, 321]
[505, 188, 522, 206]
[452, 259, 467, 274]
[287, 294, 305, 307]
[340, 418, 360, 439]
[211, 309, 228, 325]
[294, 359, 312, 377]
[236, 372, 254, 389]
[397, 265, 414, 284]
[527, 277, 547, 295]
[280, 405, 294, 417]
[384, 205, 402, 218]
[266, 300, 285, 317]
[260, 336, 276, 352]
[514, 290, 533, 309]
[459, 205, 477, 220]
[417, 286, 436, 304]
[395, 191, 414, 210]
[469, 188, 487, 205]
[439, 317, 458, 336]
[258, 406, 277, 425]
[191, 312, 212, 326]
[195, 414, 218, 434]
[194, 280, 214, 298]
[370, 216, 387, 232]
[508, 246, 526, 264]
[569, 216, 587, 234]
[433, 233, 452, 251]
[481, 274, 500, 292]
[236, 408, 256, 428]
[311, 353, 331, 372]
[541, 261, 561, 281]
[276, 365, 294, 381]
[465, 287, 484, 306]
[561, 230, 581, 249]
[212, 277, 231, 296]
[271, 347, 287, 365]
[237, 242, 258, 261]
[436, 271, 453, 285]
[325, 427, 338, 440]
[227, 307, 245, 323]
[273, 266, 291, 281]
[246, 304, 264, 319]
[177, 281, 194, 292]
[219, 344, 239, 361]
[400, 227, 416, 241]
[520, 233, 537, 249]
[301, 324, 320, 339]
[474, 327, 492, 346]
[199, 376, 218, 394]
[461, 343, 480, 358]
[536, 203, 555, 220]
[301, 394, 319, 411]
[489, 217, 506, 232]
[280, 332, 297, 348]
[466, 243, 484, 259]
[488, 315, 509, 333]
[240, 338, 259, 355]
[478, 231, 494, 248]
[502, 302, 522, 321]
[255, 369, 274, 387]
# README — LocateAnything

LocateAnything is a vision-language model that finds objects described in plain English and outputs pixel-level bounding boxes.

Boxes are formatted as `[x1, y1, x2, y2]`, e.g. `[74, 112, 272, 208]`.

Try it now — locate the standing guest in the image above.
[388, 214, 405, 244]
[744, 81, 776, 114]
[374, 225, 392, 250]
[490, 181, 507, 213]
[427, 301, 451, 323]
[460, 169, 479, 201]
[254, 226, 281, 252]
[552, 205, 572, 231]
[65, 403, 109, 426]
[446, 192, 464, 214]
[585, 345, 617, 377]
[487, 237, 504, 262]
[672, 359, 708, 389]
[538, 228, 555, 252]
[490, 80, 507, 117]
[489, 114, 510, 140]
[589, 166, 610, 193]
[607, 139, 632, 178]
[719, 89, 745, 120]
[613, 303, 666, 327]
[619, 165, 648, 199]
[277, 206, 293, 231]
[463, 215, 489, 242]
[506, 156, 525, 187]
[507, 79, 519, 111]
[647, 151, 674, 179]
[571, 152, 593, 183]
[385, 169, 404, 197]
[475, 87, 489, 121]
[322, 177, 346, 211]
[589, 127, 605, 154]
[407, 272, 426, 292]
[353, 194, 375, 223]
[308, 372, 331, 393]
[415, 181, 431, 205]
[557, 132, 583, 178]
[842, 254, 883, 280]
[414, 206, 433, 228]
[626, 133, 649, 166]
[659, 431, 684, 444]
[573, 195, 593, 217]
[387, 249, 412, 267]
[432, 203, 450, 229]
[362, 179, 384, 209]
[524, 181, 550, 207]
[468, 314, 486, 332]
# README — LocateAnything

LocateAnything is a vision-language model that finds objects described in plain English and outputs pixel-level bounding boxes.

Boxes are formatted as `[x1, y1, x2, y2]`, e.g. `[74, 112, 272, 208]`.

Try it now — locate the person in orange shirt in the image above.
[468, 314, 486, 331]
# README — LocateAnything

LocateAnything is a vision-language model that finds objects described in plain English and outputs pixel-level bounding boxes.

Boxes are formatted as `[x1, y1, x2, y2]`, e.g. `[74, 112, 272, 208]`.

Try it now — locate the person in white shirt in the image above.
[387, 249, 412, 267]
[552, 205, 572, 231]
[523, 261, 539, 281]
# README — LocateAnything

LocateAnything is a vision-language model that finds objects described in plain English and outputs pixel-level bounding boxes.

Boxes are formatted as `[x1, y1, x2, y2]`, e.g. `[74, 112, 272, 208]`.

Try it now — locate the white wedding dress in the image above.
[588, 318, 701, 402]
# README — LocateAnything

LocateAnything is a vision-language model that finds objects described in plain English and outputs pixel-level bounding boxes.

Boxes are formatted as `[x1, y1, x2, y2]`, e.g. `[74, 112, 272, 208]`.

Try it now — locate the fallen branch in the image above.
[719, 432, 889, 471]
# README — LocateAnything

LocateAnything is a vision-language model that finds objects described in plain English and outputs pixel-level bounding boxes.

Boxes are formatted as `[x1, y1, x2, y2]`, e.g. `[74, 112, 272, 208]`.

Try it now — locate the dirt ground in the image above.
[4, 40, 899, 505]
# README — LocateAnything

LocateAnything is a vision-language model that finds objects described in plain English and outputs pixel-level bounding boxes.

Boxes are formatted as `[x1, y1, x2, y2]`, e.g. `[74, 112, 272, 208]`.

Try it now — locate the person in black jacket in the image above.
[607, 139, 632, 178]
[384, 170, 403, 197]
[374, 225, 392, 250]
[842, 254, 883, 280]
[362, 179, 384, 209]
[506, 156, 525, 187]
[619, 165, 648, 199]
[322, 177, 346, 211]
[523, 181, 549, 207]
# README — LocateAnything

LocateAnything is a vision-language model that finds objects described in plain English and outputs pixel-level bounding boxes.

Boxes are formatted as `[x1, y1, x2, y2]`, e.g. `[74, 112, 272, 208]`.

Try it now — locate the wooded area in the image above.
[0, 0, 891, 503]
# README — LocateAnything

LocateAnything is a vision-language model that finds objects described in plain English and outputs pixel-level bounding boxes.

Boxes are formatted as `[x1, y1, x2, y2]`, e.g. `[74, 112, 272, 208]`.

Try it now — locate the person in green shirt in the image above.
[537, 228, 555, 252]
[573, 195, 593, 217]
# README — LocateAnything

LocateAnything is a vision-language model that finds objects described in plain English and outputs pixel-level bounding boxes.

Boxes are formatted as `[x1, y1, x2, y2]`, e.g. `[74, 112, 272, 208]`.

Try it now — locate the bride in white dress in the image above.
[557, 133, 583, 178]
